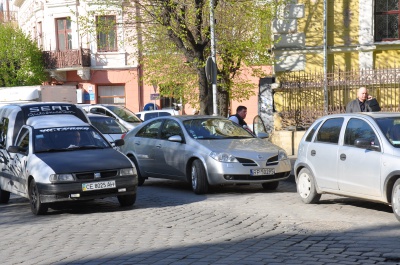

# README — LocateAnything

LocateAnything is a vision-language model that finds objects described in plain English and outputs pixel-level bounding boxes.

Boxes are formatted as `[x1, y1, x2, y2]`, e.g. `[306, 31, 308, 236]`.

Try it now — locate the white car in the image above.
[79, 104, 142, 130]
[295, 112, 400, 222]
[136, 109, 179, 121]
[87, 114, 128, 147]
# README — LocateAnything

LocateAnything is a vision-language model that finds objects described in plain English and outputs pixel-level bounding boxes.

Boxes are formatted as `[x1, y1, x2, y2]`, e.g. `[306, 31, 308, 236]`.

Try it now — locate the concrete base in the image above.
[270, 130, 306, 156]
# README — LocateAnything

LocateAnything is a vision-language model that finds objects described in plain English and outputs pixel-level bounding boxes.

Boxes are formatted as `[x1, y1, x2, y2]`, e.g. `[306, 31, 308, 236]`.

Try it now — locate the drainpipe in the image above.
[323, 0, 328, 115]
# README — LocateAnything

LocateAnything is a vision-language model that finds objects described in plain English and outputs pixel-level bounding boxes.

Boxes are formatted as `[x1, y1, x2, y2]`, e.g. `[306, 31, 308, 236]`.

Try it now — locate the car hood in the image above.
[35, 148, 132, 173]
[197, 138, 282, 159]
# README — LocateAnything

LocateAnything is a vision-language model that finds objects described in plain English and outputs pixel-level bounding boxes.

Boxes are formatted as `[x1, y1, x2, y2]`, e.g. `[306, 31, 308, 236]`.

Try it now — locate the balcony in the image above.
[0, 11, 18, 24]
[43, 48, 91, 69]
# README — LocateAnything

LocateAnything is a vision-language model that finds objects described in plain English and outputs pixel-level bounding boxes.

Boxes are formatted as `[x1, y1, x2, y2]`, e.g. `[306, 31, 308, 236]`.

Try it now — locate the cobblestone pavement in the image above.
[1, 176, 400, 265]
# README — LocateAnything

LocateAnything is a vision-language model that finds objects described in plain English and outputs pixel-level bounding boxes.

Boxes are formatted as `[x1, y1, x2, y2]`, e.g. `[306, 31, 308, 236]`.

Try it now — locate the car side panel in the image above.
[306, 142, 340, 190]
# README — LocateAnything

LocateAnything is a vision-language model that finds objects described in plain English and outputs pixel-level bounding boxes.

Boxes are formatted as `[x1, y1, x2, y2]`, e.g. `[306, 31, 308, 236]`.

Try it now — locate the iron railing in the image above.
[275, 67, 400, 130]
[43, 48, 91, 69]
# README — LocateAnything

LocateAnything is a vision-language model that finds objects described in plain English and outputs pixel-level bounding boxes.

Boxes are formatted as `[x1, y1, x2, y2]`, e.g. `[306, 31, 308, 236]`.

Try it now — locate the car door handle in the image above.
[134, 141, 140, 145]
[156, 144, 162, 148]
[340, 153, 346, 161]
[311, 150, 316, 156]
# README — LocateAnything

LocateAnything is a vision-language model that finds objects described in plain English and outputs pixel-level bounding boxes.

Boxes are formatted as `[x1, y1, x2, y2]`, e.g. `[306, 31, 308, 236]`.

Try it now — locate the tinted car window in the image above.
[90, 116, 128, 134]
[305, 121, 322, 142]
[315, 118, 343, 144]
[344, 118, 379, 147]
[160, 120, 182, 140]
[183, 118, 253, 139]
[376, 117, 400, 146]
[106, 106, 142, 123]
[136, 120, 163, 138]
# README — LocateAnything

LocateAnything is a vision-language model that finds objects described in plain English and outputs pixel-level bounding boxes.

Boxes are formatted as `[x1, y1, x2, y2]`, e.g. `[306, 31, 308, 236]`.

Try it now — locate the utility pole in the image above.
[323, 0, 328, 115]
[210, 0, 218, 116]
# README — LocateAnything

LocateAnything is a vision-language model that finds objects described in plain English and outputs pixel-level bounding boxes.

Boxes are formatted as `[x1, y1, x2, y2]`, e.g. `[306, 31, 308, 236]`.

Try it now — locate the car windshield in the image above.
[106, 106, 142, 123]
[375, 117, 400, 147]
[183, 118, 254, 139]
[34, 126, 110, 153]
[90, 117, 128, 134]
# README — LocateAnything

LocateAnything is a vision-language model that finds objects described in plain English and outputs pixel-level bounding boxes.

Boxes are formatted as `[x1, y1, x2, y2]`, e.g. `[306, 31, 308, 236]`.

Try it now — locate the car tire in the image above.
[262, 181, 279, 190]
[0, 187, 10, 203]
[29, 179, 48, 215]
[191, 159, 208, 194]
[117, 194, 136, 207]
[391, 179, 400, 221]
[129, 156, 145, 186]
[297, 168, 321, 204]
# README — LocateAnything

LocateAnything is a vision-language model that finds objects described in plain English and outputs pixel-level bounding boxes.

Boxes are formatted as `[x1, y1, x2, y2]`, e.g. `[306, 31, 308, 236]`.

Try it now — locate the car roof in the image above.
[317, 112, 400, 119]
[27, 114, 88, 129]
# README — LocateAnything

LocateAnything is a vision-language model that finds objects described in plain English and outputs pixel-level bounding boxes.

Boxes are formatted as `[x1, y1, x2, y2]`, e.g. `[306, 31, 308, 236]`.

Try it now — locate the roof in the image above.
[26, 114, 88, 129]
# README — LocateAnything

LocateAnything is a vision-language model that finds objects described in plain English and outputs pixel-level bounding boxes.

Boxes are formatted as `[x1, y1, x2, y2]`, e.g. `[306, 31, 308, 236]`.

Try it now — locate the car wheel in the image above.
[117, 194, 136, 207]
[261, 181, 279, 190]
[297, 168, 321, 204]
[191, 159, 208, 194]
[391, 179, 400, 221]
[129, 156, 145, 186]
[29, 179, 48, 215]
[0, 187, 10, 203]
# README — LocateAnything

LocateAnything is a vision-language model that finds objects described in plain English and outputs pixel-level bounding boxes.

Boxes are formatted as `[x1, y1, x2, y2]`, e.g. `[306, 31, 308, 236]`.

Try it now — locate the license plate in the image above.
[250, 168, 275, 176]
[82, 180, 116, 191]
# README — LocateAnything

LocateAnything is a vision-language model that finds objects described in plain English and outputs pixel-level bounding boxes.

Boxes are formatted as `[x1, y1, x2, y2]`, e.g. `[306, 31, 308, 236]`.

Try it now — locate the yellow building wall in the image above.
[374, 50, 400, 68]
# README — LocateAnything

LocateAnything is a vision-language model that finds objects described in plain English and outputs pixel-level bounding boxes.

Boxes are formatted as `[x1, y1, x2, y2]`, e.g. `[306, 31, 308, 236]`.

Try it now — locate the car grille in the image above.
[236, 157, 257, 166]
[236, 155, 279, 167]
[266, 155, 279, 166]
[223, 171, 290, 181]
[74, 170, 118, 180]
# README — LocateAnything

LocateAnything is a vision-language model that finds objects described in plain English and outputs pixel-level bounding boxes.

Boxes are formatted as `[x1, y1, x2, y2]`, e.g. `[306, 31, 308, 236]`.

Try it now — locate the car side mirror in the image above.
[168, 135, 183, 143]
[114, 139, 125, 147]
[354, 138, 380, 151]
[256, 132, 269, 139]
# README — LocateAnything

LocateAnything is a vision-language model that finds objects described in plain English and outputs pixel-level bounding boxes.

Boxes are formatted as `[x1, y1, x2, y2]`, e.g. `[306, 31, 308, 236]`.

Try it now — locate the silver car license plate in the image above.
[250, 168, 275, 176]
[82, 180, 116, 191]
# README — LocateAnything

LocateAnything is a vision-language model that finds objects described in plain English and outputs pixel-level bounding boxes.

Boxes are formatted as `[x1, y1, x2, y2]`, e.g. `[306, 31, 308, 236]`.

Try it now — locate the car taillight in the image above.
[121, 133, 126, 139]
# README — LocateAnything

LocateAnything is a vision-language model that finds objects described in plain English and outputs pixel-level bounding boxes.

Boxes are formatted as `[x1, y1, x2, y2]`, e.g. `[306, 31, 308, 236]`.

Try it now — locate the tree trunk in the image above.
[197, 66, 212, 115]
[218, 89, 229, 117]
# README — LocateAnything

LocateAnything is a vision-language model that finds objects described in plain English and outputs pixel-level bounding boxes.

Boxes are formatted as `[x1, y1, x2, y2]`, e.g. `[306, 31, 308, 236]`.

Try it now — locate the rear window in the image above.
[315, 118, 344, 144]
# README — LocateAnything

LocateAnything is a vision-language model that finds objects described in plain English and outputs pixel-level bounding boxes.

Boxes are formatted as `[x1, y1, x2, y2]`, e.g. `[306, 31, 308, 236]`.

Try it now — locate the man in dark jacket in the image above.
[346, 87, 380, 113]
[229, 105, 247, 126]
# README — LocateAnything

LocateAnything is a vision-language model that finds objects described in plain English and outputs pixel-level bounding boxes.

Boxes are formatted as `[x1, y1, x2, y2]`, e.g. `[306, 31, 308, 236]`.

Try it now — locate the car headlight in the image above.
[278, 149, 288, 160]
[120, 168, 136, 176]
[209, 152, 238, 162]
[50, 174, 75, 182]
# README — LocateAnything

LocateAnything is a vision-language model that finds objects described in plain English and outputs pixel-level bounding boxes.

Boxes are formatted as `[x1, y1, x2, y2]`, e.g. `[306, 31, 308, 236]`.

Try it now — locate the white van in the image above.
[0, 103, 138, 215]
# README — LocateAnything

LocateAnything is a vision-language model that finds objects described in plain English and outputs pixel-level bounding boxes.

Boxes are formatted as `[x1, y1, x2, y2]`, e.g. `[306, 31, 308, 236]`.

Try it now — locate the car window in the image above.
[344, 118, 379, 147]
[144, 113, 159, 121]
[136, 120, 163, 138]
[305, 121, 322, 142]
[0, 117, 9, 148]
[183, 118, 253, 139]
[90, 108, 106, 115]
[90, 117, 128, 134]
[376, 117, 400, 146]
[16, 128, 30, 154]
[107, 106, 142, 123]
[160, 120, 182, 140]
[315, 118, 343, 144]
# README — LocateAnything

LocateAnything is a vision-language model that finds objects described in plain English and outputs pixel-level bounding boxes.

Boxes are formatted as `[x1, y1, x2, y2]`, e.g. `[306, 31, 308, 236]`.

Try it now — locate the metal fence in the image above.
[274, 67, 400, 130]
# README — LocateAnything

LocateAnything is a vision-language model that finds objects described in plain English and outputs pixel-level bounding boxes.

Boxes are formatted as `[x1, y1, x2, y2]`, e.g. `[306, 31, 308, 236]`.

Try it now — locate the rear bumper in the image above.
[36, 176, 137, 203]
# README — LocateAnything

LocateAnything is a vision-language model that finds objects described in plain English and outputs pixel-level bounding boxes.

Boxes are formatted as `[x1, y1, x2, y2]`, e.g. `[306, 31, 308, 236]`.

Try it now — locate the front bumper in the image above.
[206, 158, 292, 185]
[36, 175, 137, 203]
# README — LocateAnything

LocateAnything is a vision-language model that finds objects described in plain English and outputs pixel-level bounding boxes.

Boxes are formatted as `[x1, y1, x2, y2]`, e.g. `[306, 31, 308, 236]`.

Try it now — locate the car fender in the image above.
[185, 154, 209, 182]
[383, 171, 400, 204]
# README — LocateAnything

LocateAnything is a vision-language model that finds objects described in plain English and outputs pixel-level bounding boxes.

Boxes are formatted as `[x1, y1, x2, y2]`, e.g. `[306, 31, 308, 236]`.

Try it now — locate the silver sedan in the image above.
[120, 115, 291, 194]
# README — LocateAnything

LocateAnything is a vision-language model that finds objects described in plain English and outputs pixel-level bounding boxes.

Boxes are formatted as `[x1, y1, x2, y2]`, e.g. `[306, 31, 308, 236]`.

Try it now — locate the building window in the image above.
[375, 1, 400, 41]
[56, 18, 72, 50]
[96, 15, 117, 52]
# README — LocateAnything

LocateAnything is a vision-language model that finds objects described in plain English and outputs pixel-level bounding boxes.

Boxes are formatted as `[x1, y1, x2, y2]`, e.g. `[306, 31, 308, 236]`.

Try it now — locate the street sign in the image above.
[150, 93, 160, 100]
